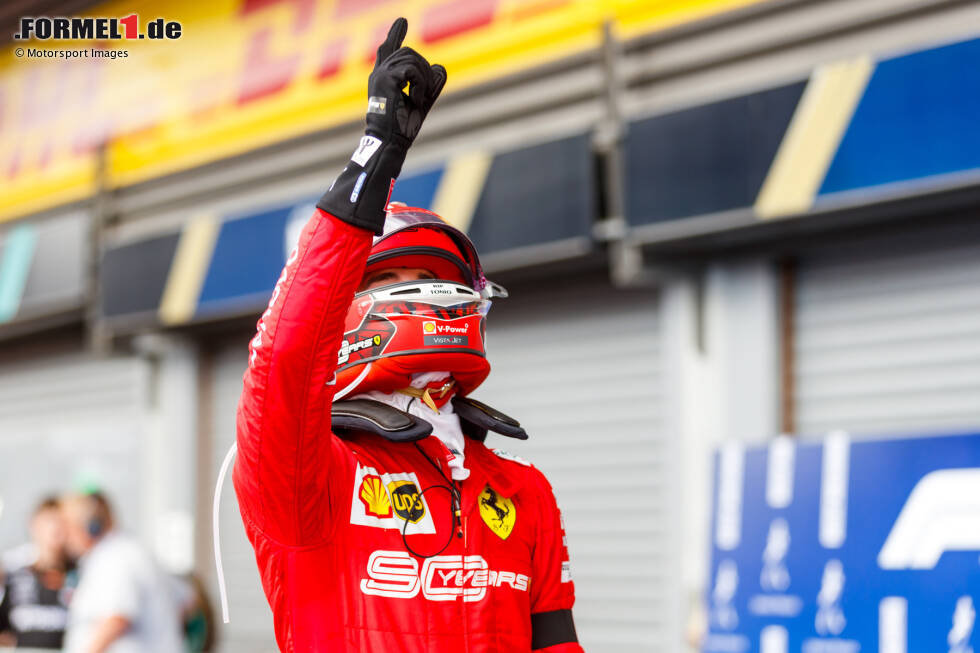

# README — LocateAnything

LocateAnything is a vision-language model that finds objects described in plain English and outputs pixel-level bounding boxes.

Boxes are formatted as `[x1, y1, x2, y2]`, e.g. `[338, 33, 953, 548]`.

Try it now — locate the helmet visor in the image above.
[352, 281, 490, 321]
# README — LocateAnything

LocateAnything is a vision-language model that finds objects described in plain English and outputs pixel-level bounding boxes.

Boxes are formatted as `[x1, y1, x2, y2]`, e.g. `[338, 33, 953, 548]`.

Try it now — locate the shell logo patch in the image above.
[359, 475, 392, 518]
[479, 485, 516, 540]
[423, 321, 437, 333]
[388, 480, 425, 523]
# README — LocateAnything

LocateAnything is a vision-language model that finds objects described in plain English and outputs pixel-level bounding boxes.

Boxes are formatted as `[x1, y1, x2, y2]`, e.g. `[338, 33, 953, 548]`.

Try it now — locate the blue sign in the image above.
[705, 431, 980, 653]
[193, 169, 448, 319]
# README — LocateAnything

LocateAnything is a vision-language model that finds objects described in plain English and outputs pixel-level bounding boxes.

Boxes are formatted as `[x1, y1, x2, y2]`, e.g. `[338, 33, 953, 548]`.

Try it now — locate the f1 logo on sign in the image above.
[360, 551, 529, 602]
[877, 468, 980, 570]
[704, 431, 980, 653]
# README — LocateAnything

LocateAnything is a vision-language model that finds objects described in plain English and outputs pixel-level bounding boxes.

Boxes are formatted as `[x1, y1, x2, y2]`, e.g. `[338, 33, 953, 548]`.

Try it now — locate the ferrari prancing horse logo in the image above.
[479, 485, 516, 540]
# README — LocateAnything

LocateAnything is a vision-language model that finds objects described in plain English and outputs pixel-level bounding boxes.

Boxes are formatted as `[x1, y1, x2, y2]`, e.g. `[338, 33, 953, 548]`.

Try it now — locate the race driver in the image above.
[234, 18, 584, 653]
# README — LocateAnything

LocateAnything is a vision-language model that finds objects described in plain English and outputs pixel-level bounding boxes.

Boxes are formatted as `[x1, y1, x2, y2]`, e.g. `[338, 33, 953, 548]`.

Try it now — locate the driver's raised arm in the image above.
[232, 18, 447, 546]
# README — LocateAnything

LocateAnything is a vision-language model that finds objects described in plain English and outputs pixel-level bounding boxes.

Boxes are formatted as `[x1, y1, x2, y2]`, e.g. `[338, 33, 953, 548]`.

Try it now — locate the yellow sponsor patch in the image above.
[479, 485, 516, 540]
[388, 480, 426, 524]
[359, 475, 391, 519]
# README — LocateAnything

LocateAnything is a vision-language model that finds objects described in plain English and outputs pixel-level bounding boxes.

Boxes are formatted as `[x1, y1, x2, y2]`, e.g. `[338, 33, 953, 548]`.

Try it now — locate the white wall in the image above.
[661, 259, 781, 650]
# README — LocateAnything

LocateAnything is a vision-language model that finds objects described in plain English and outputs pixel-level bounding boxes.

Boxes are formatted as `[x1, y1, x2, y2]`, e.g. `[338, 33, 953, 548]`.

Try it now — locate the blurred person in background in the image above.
[61, 492, 184, 653]
[232, 17, 582, 653]
[0, 496, 74, 648]
[179, 574, 216, 653]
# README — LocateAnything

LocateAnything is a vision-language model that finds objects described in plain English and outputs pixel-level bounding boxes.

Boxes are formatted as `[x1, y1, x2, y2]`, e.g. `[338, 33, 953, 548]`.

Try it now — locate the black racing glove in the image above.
[318, 17, 447, 234]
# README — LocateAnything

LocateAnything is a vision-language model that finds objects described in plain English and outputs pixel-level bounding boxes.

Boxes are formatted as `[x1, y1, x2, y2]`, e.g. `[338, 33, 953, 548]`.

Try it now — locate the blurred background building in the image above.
[1, 0, 979, 651]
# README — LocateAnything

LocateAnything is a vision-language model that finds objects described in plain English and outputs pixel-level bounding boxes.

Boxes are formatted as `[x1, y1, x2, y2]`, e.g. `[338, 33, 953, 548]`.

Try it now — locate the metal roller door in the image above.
[794, 229, 980, 438]
[476, 279, 668, 653]
[0, 351, 151, 555]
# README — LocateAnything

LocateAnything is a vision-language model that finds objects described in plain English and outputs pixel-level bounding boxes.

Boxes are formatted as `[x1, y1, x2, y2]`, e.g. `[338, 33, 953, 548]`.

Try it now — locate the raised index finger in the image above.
[375, 17, 408, 69]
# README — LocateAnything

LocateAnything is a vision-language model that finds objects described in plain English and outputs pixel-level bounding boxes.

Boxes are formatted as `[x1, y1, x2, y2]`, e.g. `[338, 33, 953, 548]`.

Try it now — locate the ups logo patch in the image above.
[479, 485, 516, 540]
[388, 480, 425, 523]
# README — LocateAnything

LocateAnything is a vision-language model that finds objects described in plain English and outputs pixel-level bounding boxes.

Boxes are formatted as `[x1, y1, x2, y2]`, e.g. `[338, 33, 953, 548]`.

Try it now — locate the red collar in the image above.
[416, 436, 532, 519]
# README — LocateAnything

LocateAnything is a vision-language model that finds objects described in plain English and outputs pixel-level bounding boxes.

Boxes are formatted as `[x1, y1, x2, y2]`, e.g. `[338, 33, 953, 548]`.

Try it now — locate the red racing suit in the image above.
[234, 208, 584, 652]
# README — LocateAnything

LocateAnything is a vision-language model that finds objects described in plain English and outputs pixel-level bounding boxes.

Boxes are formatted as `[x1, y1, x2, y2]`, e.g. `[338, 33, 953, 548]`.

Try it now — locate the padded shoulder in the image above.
[331, 396, 528, 444]
[331, 399, 432, 442]
[452, 396, 528, 442]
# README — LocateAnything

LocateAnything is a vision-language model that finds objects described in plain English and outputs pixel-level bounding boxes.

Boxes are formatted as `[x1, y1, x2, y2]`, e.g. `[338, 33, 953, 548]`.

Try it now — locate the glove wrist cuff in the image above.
[318, 135, 409, 234]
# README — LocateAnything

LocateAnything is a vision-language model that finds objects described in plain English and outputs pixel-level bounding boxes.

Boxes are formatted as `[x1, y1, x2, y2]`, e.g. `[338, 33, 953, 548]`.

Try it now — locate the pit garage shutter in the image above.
[0, 351, 151, 555]
[210, 340, 277, 653]
[794, 226, 980, 438]
[475, 278, 668, 653]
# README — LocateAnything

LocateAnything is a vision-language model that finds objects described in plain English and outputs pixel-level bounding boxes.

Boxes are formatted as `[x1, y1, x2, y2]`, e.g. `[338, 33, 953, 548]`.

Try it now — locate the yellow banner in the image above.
[0, 0, 763, 223]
